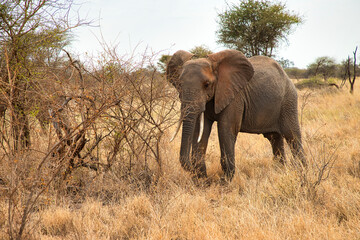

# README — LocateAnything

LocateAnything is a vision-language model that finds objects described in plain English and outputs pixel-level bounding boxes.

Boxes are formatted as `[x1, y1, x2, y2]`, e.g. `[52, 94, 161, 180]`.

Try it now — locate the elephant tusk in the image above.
[197, 112, 204, 143]
[170, 117, 182, 142]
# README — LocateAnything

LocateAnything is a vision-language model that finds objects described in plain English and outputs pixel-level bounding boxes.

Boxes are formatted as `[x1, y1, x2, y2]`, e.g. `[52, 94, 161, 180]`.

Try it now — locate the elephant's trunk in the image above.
[179, 100, 200, 171]
[171, 111, 203, 143]
[179, 116, 195, 171]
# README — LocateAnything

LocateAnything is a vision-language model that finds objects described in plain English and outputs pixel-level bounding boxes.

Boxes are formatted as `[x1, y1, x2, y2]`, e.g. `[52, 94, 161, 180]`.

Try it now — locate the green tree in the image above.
[216, 0, 302, 57]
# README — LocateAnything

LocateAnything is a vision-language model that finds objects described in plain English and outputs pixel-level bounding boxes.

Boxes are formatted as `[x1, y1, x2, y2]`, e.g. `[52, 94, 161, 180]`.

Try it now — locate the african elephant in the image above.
[166, 49, 305, 181]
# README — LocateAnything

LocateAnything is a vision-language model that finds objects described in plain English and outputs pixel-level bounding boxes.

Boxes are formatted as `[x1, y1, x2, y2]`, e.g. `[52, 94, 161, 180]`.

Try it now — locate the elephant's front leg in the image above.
[218, 121, 238, 181]
[191, 115, 213, 178]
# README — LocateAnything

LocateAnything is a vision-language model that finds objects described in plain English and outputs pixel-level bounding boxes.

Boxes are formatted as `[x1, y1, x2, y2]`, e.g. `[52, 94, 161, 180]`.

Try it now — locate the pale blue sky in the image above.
[71, 0, 360, 68]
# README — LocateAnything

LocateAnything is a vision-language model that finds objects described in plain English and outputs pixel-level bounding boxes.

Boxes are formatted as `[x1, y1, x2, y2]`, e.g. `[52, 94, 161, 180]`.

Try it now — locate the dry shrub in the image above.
[0, 45, 178, 238]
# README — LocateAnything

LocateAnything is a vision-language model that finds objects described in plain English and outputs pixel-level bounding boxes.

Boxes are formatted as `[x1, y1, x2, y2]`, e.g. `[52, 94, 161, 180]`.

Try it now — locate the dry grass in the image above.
[1, 82, 360, 239]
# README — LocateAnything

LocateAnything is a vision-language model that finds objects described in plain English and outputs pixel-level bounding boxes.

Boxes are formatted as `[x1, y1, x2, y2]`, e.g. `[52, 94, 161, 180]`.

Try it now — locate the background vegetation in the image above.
[0, 0, 359, 239]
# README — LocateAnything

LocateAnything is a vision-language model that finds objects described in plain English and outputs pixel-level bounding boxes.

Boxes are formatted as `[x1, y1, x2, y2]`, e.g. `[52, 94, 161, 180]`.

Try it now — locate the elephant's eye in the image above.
[203, 80, 210, 88]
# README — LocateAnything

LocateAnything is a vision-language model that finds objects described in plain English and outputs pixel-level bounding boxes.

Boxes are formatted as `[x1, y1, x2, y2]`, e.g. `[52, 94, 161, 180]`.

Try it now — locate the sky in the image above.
[70, 0, 360, 68]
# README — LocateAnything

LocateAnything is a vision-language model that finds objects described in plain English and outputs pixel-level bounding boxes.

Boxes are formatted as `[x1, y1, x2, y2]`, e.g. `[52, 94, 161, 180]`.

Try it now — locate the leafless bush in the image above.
[289, 142, 338, 201]
[0, 46, 178, 238]
[0, 1, 178, 238]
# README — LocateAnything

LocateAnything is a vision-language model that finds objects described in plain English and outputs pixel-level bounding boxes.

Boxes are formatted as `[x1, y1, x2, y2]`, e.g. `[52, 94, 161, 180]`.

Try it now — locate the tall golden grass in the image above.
[1, 81, 360, 239]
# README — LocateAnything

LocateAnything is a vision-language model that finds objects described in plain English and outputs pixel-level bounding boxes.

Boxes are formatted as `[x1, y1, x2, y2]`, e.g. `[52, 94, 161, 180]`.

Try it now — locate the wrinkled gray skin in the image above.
[167, 49, 305, 181]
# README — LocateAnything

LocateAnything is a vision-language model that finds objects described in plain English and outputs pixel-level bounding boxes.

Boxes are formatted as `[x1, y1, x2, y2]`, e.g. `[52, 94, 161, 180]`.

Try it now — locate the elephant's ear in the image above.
[166, 50, 194, 92]
[208, 50, 254, 114]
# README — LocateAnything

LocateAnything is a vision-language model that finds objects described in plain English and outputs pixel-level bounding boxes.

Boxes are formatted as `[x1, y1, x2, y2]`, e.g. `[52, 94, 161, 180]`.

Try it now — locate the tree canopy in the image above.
[216, 0, 302, 57]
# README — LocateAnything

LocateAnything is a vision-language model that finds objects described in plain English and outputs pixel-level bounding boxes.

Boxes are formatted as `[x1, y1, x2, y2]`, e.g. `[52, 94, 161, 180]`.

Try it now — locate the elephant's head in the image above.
[166, 49, 254, 171]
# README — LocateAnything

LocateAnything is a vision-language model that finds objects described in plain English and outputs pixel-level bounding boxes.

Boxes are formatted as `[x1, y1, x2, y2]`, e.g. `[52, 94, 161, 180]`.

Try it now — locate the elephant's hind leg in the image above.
[285, 133, 306, 166]
[281, 123, 306, 166]
[263, 132, 285, 164]
[280, 95, 306, 166]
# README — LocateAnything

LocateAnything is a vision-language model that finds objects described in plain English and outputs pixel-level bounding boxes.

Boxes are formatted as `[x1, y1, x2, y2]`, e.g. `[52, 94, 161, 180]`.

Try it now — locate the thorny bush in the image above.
[0, 48, 178, 238]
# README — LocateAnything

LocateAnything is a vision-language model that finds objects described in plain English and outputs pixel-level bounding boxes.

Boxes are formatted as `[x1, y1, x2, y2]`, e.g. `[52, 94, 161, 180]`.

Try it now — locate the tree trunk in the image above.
[350, 84, 354, 94]
[12, 99, 30, 151]
[10, 77, 30, 151]
[350, 47, 357, 94]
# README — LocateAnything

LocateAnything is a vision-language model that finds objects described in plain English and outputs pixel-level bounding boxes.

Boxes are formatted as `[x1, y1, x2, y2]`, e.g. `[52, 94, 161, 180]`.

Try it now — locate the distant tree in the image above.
[276, 57, 294, 69]
[158, 45, 213, 74]
[285, 67, 307, 80]
[342, 46, 358, 94]
[157, 55, 171, 74]
[306, 56, 337, 81]
[216, 0, 302, 57]
[340, 59, 359, 78]
[189, 45, 213, 58]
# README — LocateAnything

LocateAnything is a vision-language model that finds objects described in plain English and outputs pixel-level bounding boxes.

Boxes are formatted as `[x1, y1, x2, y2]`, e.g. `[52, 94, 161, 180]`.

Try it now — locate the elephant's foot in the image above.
[191, 174, 211, 187]
[191, 159, 207, 178]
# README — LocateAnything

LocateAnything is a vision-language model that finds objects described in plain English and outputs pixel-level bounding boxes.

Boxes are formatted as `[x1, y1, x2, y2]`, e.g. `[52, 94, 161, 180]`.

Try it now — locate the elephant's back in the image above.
[240, 56, 295, 133]
[249, 56, 289, 82]
[248, 56, 293, 96]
